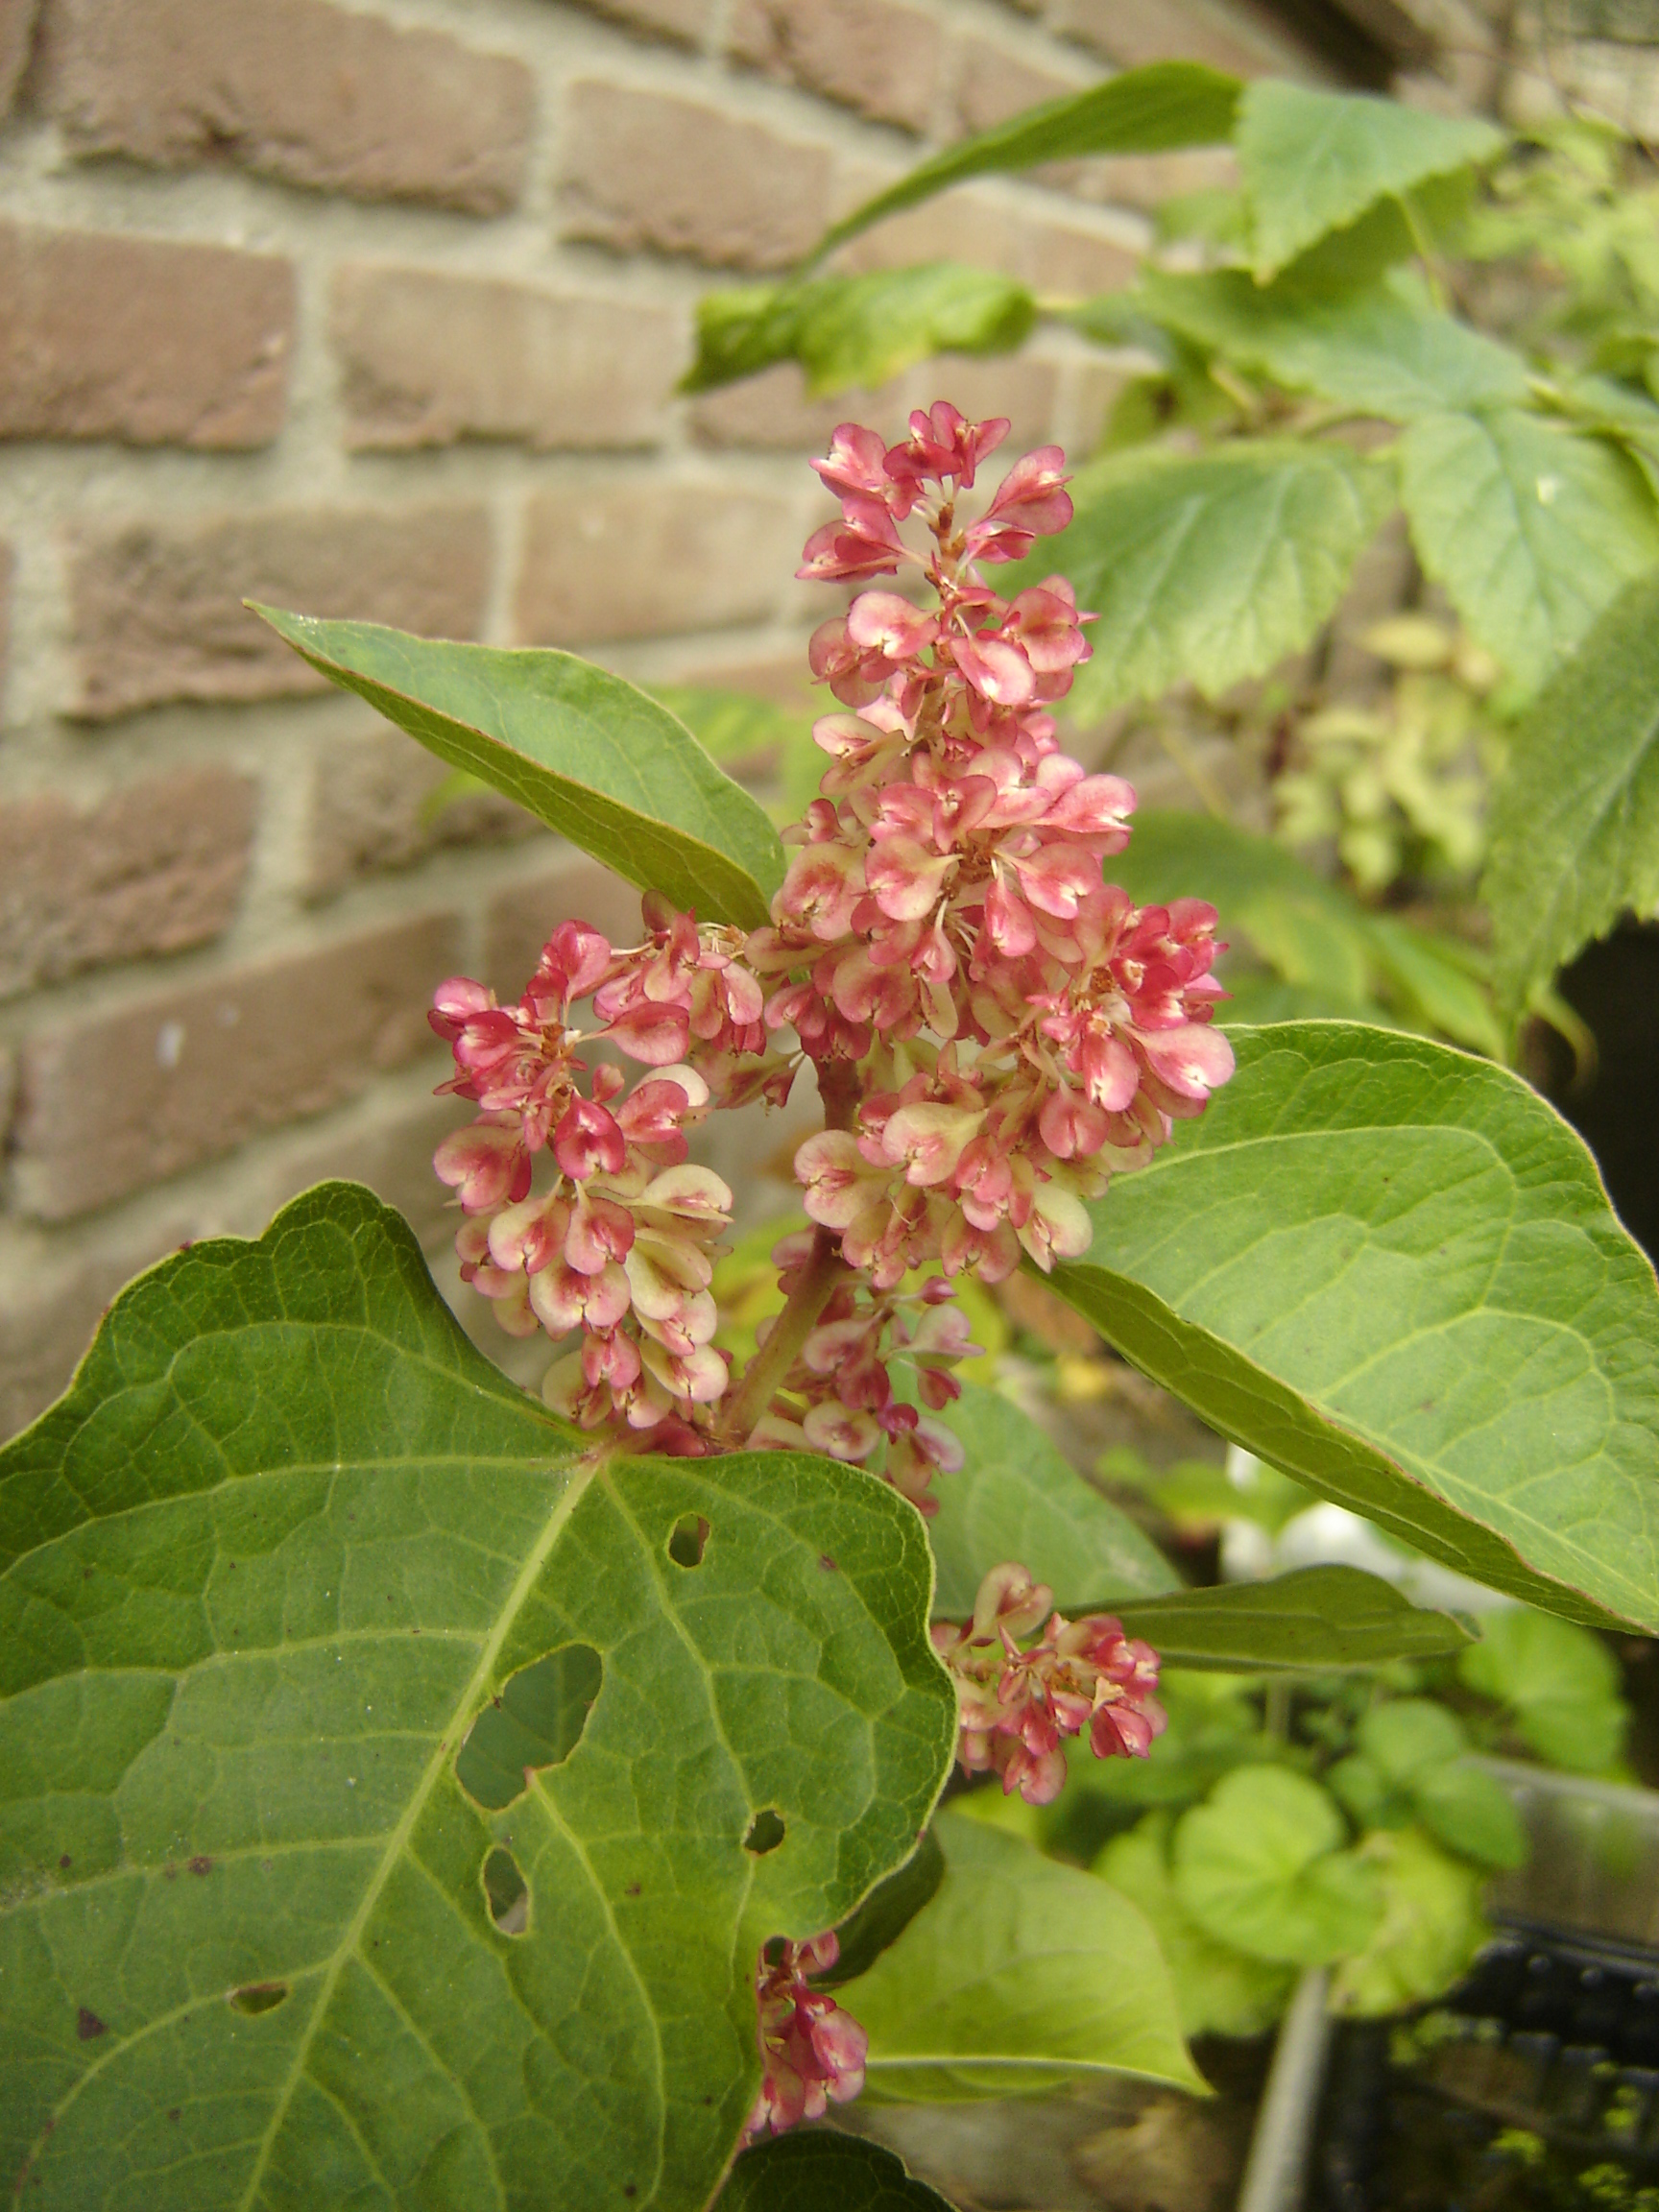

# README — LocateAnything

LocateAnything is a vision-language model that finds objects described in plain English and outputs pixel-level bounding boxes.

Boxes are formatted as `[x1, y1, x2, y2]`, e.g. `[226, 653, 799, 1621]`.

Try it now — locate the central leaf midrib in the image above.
[234, 1446, 604, 2212]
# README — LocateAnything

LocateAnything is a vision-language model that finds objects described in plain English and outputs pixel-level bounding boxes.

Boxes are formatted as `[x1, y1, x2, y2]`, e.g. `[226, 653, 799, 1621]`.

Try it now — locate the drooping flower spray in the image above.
[429, 402, 1233, 2133]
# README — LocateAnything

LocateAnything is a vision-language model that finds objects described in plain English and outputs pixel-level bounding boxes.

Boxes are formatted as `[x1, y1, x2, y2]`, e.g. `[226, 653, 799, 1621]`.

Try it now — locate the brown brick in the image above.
[565, 0, 712, 39]
[0, 769, 254, 997]
[514, 482, 798, 646]
[1052, 0, 1282, 75]
[1023, 214, 1140, 298]
[830, 168, 1026, 281]
[562, 82, 831, 272]
[689, 361, 906, 451]
[0, 223, 293, 448]
[0, 1219, 195, 1441]
[729, 0, 944, 133]
[331, 266, 677, 453]
[486, 854, 648, 998]
[1, 0, 37, 114]
[12, 913, 461, 1221]
[1064, 147, 1239, 212]
[38, 0, 533, 214]
[307, 726, 541, 902]
[66, 503, 492, 722]
[927, 354, 1060, 449]
[264, 1094, 466, 1254]
[0, 540, 12, 708]
[951, 34, 1086, 138]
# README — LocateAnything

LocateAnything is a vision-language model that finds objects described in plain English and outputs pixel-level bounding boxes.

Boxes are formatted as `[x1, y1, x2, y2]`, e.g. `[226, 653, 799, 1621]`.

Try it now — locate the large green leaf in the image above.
[1094, 1816, 1294, 2039]
[1113, 1567, 1472, 1672]
[925, 1383, 1177, 1618]
[686, 266, 1034, 399]
[1107, 809, 1502, 1055]
[808, 62, 1241, 268]
[1173, 1766, 1382, 1966]
[1139, 268, 1529, 421]
[1483, 569, 1659, 1020]
[1327, 1827, 1485, 2015]
[1457, 1606, 1629, 1774]
[1236, 81, 1503, 280]
[1047, 1023, 1659, 1633]
[1037, 441, 1393, 714]
[845, 1810, 1201, 2102]
[252, 608, 785, 929]
[1398, 409, 1659, 697]
[721, 2132, 957, 2212]
[0, 1185, 954, 2212]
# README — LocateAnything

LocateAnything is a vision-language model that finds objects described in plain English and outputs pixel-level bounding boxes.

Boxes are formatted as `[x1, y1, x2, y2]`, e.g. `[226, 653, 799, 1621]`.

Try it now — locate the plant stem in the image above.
[721, 1227, 850, 1446]
[719, 1054, 860, 1448]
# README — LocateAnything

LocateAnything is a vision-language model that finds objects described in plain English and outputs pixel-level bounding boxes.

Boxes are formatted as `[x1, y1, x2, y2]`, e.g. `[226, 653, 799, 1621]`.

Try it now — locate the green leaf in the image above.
[721, 2133, 958, 2212]
[814, 1828, 946, 1990]
[251, 608, 785, 929]
[1046, 1022, 1659, 1632]
[1456, 1606, 1629, 1774]
[809, 62, 1241, 268]
[1173, 1766, 1382, 1965]
[1113, 1568, 1472, 1672]
[1482, 569, 1659, 1020]
[685, 266, 1035, 399]
[1358, 1696, 1468, 1782]
[1398, 408, 1659, 697]
[925, 1382, 1178, 1619]
[1236, 81, 1503, 280]
[1139, 267, 1530, 421]
[1106, 810, 1503, 1054]
[1038, 441, 1394, 715]
[1412, 1764, 1528, 1870]
[1094, 1815, 1294, 2039]
[1350, 1698, 1526, 1867]
[846, 1808, 1202, 2101]
[0, 1184, 954, 2212]
[1328, 1827, 1485, 2014]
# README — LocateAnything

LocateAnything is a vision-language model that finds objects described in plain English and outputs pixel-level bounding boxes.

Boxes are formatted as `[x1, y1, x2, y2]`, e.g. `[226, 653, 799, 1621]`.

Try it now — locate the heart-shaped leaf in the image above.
[1048, 1023, 1659, 1633]
[925, 1382, 1177, 1618]
[1456, 1606, 1630, 1773]
[1094, 1816, 1294, 2039]
[251, 608, 786, 929]
[0, 1185, 953, 2211]
[1174, 1767, 1381, 1966]
[844, 1809, 1201, 2102]
[1236, 81, 1503, 280]
[1328, 1827, 1485, 2015]
[1035, 441, 1394, 714]
[1112, 1567, 1472, 1672]
[1483, 568, 1659, 1020]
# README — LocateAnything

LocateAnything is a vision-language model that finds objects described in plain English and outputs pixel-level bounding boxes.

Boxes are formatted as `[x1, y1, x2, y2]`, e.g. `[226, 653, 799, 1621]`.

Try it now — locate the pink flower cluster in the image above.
[744, 1931, 868, 2139]
[429, 906, 791, 1447]
[932, 1562, 1166, 1805]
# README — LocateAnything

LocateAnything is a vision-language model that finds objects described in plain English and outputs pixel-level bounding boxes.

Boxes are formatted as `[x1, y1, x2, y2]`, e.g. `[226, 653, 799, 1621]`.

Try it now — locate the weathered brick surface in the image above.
[951, 33, 1085, 136]
[486, 854, 650, 998]
[1053, 0, 1283, 74]
[0, 223, 293, 448]
[266, 1094, 465, 1253]
[930, 354, 1061, 448]
[1061, 146, 1239, 210]
[307, 727, 541, 902]
[1, 0, 36, 114]
[689, 362, 906, 451]
[0, 1218, 192, 1440]
[729, 0, 944, 133]
[39, 0, 533, 213]
[514, 482, 798, 645]
[0, 539, 12, 707]
[12, 913, 461, 1221]
[66, 503, 492, 720]
[1024, 213, 1140, 296]
[567, 0, 711, 39]
[830, 169, 1027, 280]
[561, 82, 832, 270]
[331, 266, 677, 452]
[0, 769, 254, 996]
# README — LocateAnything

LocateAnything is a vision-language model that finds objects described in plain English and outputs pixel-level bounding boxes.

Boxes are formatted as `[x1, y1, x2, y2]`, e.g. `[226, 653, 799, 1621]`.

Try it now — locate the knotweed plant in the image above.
[428, 403, 1221, 2129]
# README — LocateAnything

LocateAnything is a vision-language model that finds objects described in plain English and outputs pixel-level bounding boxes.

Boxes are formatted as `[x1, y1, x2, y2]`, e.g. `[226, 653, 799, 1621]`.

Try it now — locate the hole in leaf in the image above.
[667, 1513, 709, 1568]
[228, 1982, 289, 2016]
[744, 1809, 786, 1857]
[455, 1643, 602, 1812]
[484, 1846, 529, 1936]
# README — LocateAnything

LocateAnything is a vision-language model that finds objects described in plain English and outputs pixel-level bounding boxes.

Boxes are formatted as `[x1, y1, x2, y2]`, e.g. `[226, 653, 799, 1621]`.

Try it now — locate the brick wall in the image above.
[0, 0, 1341, 1438]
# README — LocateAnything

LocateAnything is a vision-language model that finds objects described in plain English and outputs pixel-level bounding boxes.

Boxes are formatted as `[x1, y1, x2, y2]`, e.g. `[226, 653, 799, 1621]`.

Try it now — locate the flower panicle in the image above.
[932, 1560, 1167, 1805]
[743, 1930, 868, 2142]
